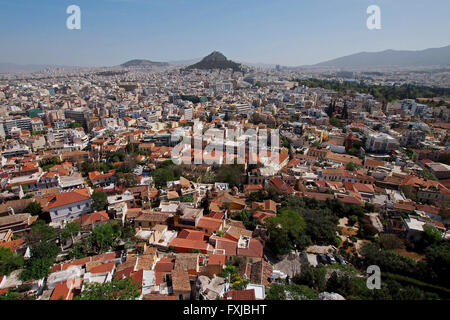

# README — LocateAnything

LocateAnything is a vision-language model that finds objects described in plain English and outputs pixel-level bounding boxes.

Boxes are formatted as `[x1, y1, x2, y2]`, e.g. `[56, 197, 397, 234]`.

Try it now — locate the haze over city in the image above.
[1, 0, 450, 67]
[1, 0, 450, 309]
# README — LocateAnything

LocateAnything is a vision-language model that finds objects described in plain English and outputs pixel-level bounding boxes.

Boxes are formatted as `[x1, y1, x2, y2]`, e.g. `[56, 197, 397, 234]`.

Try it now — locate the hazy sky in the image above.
[0, 0, 449, 67]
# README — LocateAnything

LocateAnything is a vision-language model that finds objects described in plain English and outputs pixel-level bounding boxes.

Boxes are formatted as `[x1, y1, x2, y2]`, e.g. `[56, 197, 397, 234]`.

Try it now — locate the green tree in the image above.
[265, 208, 306, 255]
[422, 242, 450, 288]
[379, 234, 405, 250]
[68, 241, 89, 260]
[75, 278, 140, 300]
[329, 117, 341, 128]
[293, 264, 327, 292]
[89, 221, 122, 253]
[92, 191, 108, 211]
[126, 143, 135, 154]
[152, 168, 175, 189]
[359, 243, 417, 277]
[230, 209, 259, 231]
[420, 170, 438, 181]
[423, 225, 443, 244]
[0, 247, 24, 276]
[20, 242, 59, 281]
[68, 122, 83, 128]
[216, 165, 243, 188]
[27, 220, 58, 242]
[116, 172, 138, 188]
[342, 105, 348, 119]
[24, 202, 42, 216]
[61, 222, 81, 242]
[346, 162, 361, 171]
[0, 291, 21, 300]
[265, 283, 318, 300]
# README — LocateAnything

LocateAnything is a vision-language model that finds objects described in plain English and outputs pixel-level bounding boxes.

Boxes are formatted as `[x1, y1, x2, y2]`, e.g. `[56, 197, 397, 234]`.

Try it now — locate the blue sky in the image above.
[0, 0, 449, 67]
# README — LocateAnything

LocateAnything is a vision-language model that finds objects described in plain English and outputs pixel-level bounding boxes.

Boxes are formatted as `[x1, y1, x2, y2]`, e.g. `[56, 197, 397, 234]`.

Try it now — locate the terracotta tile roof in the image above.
[208, 254, 226, 266]
[214, 238, 237, 256]
[432, 220, 446, 229]
[75, 211, 110, 227]
[226, 219, 246, 229]
[302, 192, 334, 202]
[269, 177, 294, 194]
[136, 255, 155, 271]
[223, 289, 256, 300]
[50, 264, 63, 273]
[214, 191, 246, 207]
[394, 202, 416, 212]
[364, 158, 385, 167]
[169, 238, 212, 253]
[237, 238, 264, 258]
[178, 229, 207, 241]
[335, 194, 362, 205]
[209, 201, 223, 212]
[135, 212, 169, 223]
[126, 208, 143, 219]
[328, 153, 363, 166]
[167, 191, 180, 200]
[352, 183, 375, 194]
[130, 269, 144, 290]
[0, 239, 25, 252]
[250, 260, 273, 286]
[89, 262, 116, 274]
[85, 261, 103, 272]
[50, 280, 75, 300]
[244, 184, 263, 192]
[46, 188, 91, 209]
[205, 212, 225, 219]
[225, 226, 253, 240]
[196, 217, 223, 231]
[251, 200, 276, 213]
[252, 211, 276, 224]
[155, 257, 175, 273]
[174, 253, 199, 272]
[114, 266, 135, 280]
[154, 271, 166, 285]
[62, 257, 91, 270]
[171, 269, 191, 292]
[416, 204, 440, 215]
[91, 252, 119, 263]
[88, 170, 115, 181]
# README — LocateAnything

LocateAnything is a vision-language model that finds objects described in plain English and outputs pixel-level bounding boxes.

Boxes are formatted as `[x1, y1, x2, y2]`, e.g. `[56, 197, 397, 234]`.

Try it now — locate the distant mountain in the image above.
[169, 58, 202, 66]
[0, 63, 78, 74]
[237, 61, 277, 69]
[120, 59, 169, 68]
[186, 51, 242, 72]
[314, 45, 450, 68]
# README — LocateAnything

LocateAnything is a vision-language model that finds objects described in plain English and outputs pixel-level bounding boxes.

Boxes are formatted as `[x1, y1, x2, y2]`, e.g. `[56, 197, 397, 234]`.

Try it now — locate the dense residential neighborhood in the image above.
[0, 51, 449, 301]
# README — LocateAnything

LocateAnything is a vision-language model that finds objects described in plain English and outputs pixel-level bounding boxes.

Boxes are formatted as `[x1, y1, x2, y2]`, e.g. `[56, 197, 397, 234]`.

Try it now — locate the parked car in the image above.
[317, 254, 328, 265]
[335, 255, 346, 265]
[326, 254, 336, 264]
